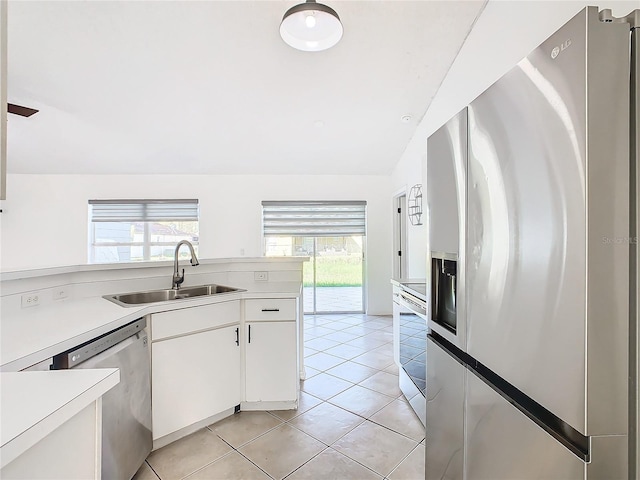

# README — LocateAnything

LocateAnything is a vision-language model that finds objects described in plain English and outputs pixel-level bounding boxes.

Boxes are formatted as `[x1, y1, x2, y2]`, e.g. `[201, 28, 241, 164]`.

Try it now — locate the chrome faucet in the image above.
[172, 240, 200, 290]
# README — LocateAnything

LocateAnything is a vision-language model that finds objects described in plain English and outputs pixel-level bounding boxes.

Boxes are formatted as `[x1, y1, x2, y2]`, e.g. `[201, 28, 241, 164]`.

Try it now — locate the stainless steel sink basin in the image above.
[104, 284, 245, 307]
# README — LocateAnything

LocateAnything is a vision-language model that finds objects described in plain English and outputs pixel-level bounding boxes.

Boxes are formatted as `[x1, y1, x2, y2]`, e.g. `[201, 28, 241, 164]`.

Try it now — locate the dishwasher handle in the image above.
[53, 317, 146, 369]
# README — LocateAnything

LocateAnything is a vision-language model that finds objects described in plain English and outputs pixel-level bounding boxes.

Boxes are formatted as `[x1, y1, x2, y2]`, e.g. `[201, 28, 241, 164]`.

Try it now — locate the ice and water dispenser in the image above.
[431, 253, 457, 334]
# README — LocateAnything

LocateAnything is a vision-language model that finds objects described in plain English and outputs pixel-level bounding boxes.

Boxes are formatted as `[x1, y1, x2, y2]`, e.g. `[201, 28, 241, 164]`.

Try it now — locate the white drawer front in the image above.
[152, 300, 240, 340]
[245, 298, 296, 321]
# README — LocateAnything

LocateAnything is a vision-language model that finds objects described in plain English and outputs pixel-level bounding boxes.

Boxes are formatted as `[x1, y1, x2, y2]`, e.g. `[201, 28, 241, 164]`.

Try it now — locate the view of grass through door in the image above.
[304, 236, 363, 313]
[265, 235, 364, 313]
[262, 200, 366, 314]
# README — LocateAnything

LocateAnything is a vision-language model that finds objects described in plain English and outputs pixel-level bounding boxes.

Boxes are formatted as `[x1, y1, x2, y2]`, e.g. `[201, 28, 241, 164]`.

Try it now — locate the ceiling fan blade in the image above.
[7, 103, 39, 117]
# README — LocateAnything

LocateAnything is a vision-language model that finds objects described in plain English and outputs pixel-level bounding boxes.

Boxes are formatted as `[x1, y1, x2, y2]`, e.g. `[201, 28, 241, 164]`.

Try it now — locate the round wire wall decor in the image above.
[408, 184, 423, 226]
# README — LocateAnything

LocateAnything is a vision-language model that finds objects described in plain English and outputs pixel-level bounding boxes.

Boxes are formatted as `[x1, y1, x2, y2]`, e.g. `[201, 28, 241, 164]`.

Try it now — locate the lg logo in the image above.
[551, 39, 572, 59]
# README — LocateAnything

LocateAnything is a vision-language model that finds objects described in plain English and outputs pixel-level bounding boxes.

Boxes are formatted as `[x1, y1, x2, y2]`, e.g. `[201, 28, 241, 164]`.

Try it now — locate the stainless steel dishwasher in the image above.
[52, 317, 152, 480]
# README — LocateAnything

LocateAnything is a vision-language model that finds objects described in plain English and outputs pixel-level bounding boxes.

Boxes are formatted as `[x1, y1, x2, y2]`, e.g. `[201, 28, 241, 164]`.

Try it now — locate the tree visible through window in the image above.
[89, 199, 199, 263]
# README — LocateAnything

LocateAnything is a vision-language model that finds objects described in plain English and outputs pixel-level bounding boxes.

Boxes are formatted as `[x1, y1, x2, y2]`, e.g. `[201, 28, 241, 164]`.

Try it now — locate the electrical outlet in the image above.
[53, 288, 68, 300]
[254, 271, 269, 282]
[21, 294, 41, 308]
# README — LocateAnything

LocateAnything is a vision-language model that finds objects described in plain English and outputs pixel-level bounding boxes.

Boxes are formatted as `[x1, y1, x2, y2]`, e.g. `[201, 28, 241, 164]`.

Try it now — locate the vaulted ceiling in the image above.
[6, 1, 485, 175]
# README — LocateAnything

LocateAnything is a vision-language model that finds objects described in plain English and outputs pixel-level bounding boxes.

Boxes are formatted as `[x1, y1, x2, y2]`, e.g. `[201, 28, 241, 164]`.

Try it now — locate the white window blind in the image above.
[88, 199, 199, 264]
[89, 199, 199, 222]
[262, 201, 366, 237]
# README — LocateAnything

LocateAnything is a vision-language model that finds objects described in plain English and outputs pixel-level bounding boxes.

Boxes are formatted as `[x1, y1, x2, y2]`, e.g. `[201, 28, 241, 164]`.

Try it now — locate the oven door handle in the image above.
[396, 292, 427, 315]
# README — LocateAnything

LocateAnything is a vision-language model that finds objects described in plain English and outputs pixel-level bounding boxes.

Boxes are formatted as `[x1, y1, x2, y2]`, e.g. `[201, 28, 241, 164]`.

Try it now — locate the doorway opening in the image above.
[393, 192, 407, 279]
[262, 201, 366, 314]
[303, 236, 364, 313]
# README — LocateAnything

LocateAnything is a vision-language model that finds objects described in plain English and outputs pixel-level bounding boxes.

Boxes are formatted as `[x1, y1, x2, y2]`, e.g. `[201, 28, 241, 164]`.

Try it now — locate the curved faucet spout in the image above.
[172, 240, 200, 289]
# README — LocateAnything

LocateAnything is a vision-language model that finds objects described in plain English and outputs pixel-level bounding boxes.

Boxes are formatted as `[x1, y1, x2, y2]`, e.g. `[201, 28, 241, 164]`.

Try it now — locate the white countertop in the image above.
[0, 368, 120, 468]
[1, 297, 146, 371]
[0, 256, 308, 282]
[1, 290, 300, 372]
[390, 277, 426, 286]
[390, 278, 427, 301]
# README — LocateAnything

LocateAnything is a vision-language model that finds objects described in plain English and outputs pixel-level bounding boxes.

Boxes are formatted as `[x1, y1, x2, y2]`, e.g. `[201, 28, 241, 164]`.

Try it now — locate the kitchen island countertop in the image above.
[1, 368, 120, 468]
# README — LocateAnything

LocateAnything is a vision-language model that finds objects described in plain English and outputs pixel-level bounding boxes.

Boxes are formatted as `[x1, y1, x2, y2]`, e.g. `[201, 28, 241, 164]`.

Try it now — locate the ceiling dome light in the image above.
[280, 0, 343, 52]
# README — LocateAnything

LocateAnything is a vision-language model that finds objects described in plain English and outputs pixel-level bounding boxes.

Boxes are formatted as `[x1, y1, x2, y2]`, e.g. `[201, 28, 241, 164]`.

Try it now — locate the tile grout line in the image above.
[197, 421, 284, 480]
[291, 391, 421, 446]
[282, 445, 384, 480]
[233, 448, 277, 480]
[145, 460, 162, 480]
[283, 405, 366, 447]
[385, 441, 425, 480]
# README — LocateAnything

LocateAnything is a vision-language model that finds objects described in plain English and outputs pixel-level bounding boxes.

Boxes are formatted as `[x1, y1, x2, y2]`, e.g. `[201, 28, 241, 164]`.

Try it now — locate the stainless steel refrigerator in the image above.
[425, 6, 639, 479]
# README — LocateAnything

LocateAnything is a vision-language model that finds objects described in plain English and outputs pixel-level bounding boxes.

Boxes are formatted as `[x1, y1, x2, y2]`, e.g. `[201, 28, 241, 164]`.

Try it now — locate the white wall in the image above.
[390, 149, 427, 279]
[390, 0, 637, 279]
[0, 174, 393, 314]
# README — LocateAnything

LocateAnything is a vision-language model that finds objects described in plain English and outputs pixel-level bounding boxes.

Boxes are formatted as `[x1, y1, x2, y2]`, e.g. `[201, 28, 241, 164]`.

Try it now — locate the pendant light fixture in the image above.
[279, 0, 343, 52]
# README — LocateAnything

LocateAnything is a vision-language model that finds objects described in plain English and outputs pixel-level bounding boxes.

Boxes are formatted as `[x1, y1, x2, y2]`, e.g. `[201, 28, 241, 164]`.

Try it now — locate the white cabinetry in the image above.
[150, 297, 300, 443]
[151, 301, 241, 442]
[244, 299, 298, 406]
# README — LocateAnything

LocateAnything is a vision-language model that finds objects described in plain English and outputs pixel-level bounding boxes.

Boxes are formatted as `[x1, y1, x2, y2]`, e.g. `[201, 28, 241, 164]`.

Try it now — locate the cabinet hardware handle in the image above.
[248, 324, 251, 343]
[235, 327, 239, 346]
[261, 308, 280, 312]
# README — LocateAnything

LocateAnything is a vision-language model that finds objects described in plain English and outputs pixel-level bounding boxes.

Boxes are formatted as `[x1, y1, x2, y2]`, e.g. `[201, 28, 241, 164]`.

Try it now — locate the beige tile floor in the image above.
[134, 314, 425, 480]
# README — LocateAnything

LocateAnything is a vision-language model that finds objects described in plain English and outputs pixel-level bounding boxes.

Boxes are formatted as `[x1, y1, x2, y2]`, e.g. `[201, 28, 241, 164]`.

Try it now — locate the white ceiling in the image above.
[6, 1, 485, 175]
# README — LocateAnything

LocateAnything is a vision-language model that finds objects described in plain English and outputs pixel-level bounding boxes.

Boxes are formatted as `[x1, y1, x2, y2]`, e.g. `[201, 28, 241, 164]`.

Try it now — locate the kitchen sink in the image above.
[104, 284, 245, 307]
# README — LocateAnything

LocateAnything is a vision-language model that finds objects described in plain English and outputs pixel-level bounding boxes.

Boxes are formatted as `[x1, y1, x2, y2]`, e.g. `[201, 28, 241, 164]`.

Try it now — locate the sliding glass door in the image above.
[304, 236, 364, 313]
[262, 201, 366, 314]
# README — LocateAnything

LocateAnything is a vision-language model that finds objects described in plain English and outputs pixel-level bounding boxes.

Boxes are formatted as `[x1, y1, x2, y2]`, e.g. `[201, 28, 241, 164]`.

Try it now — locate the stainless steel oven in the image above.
[392, 281, 427, 426]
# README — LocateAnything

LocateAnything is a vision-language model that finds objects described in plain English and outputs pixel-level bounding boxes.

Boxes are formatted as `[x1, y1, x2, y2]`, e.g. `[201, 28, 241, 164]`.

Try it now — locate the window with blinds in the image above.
[88, 199, 199, 263]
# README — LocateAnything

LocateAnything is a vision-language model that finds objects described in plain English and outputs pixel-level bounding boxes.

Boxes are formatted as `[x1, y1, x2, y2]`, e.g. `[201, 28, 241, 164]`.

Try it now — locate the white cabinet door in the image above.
[152, 325, 241, 440]
[245, 322, 297, 402]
